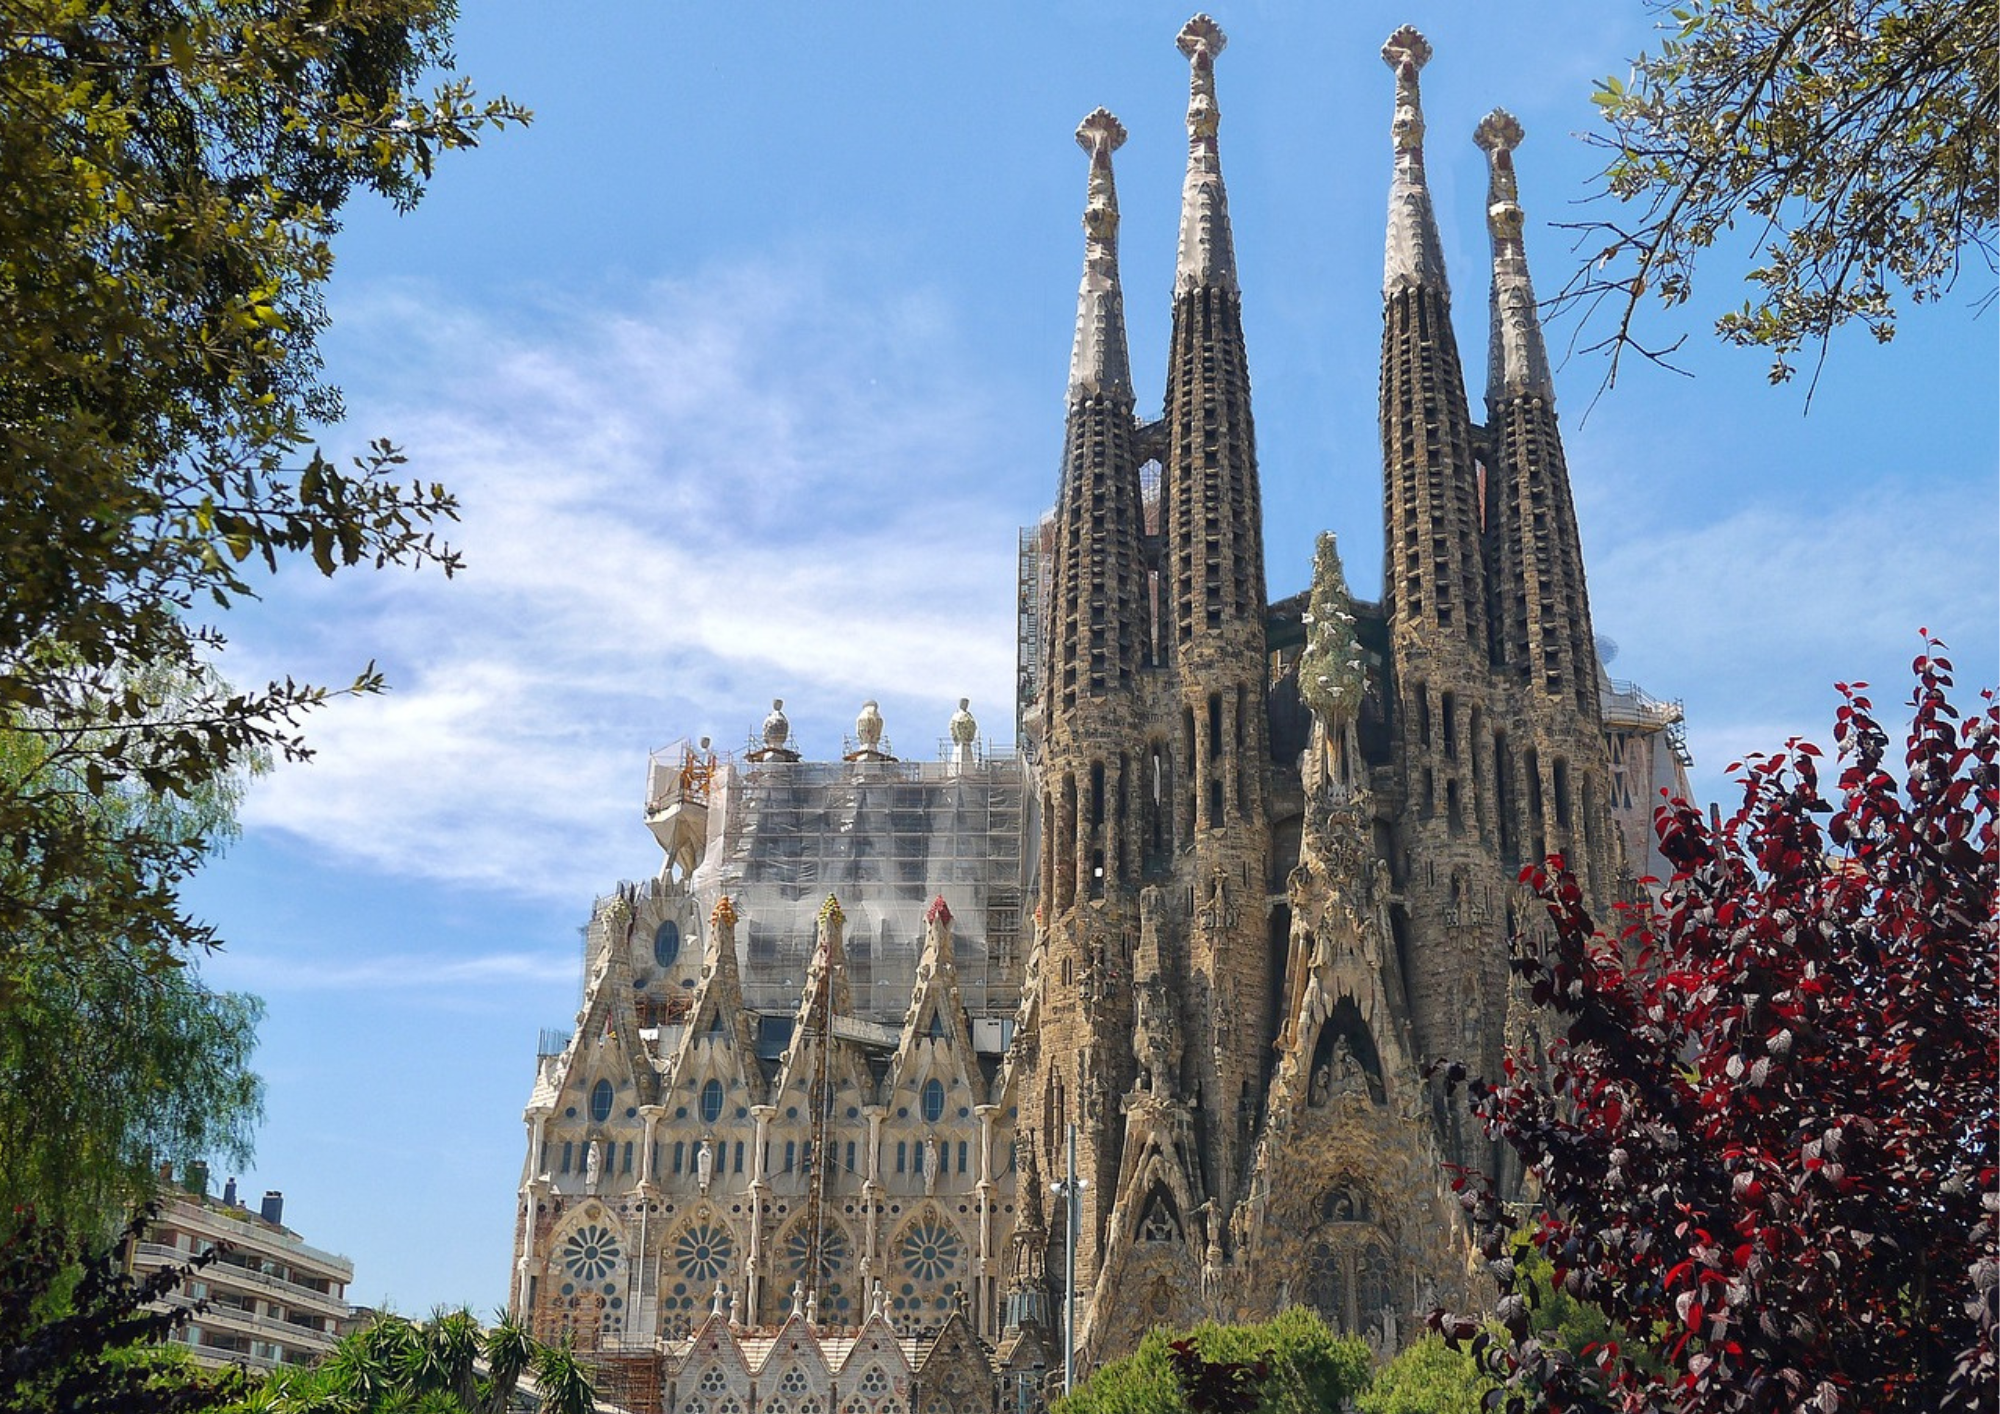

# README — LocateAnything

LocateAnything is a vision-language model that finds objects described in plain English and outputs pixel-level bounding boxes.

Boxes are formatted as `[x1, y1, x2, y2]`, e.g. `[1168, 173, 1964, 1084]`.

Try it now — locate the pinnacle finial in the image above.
[711, 895, 738, 929]
[1178, 14, 1226, 65]
[1067, 108, 1133, 400]
[1174, 14, 1237, 296]
[818, 893, 844, 928]
[1075, 106, 1126, 158]
[1381, 24, 1448, 296]
[1381, 24, 1432, 75]
[1475, 108, 1526, 221]
[1477, 109, 1554, 406]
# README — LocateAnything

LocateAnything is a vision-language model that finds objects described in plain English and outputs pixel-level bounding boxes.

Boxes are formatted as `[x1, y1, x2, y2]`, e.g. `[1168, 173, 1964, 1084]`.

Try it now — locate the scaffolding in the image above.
[686, 751, 1029, 1023]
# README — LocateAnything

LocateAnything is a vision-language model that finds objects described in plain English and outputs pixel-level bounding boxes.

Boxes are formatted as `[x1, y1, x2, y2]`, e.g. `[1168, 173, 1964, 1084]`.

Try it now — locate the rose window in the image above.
[674, 1222, 734, 1286]
[559, 1223, 621, 1283]
[898, 1217, 961, 1283]
[779, 1368, 810, 1396]
[859, 1365, 890, 1395]
[696, 1365, 729, 1396]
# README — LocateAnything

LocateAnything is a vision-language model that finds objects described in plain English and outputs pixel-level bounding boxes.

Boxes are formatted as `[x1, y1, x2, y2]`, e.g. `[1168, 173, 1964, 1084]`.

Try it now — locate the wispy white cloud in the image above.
[1585, 479, 1997, 801]
[224, 259, 1031, 902]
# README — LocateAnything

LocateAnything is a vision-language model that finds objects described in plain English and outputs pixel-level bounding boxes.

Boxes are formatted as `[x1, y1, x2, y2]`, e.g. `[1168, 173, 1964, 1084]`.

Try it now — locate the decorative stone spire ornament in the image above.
[945, 696, 977, 772]
[747, 698, 801, 762]
[1382, 26, 1448, 297]
[1069, 109, 1133, 400]
[1475, 109, 1555, 407]
[847, 699, 894, 762]
[1175, 14, 1238, 296]
[855, 700, 883, 751]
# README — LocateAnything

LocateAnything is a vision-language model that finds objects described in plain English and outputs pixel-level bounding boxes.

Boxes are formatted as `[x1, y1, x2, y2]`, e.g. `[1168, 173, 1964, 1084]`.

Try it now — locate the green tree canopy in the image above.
[238, 1309, 592, 1414]
[0, 665, 263, 1237]
[1563, 0, 1997, 392]
[1357, 1336, 1495, 1414]
[0, 0, 525, 980]
[1056, 1308, 1371, 1414]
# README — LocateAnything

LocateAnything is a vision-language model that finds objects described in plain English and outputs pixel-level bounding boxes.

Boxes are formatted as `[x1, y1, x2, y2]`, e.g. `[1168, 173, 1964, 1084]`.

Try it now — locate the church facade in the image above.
[509, 18, 1692, 1410]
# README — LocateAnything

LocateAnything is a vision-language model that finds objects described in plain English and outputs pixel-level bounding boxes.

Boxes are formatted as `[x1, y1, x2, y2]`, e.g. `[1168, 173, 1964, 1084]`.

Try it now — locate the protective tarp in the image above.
[684, 751, 1031, 1022]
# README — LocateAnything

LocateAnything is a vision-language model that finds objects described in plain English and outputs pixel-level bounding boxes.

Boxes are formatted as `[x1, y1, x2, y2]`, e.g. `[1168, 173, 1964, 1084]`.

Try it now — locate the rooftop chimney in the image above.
[259, 1191, 284, 1226]
[222, 1177, 239, 1207]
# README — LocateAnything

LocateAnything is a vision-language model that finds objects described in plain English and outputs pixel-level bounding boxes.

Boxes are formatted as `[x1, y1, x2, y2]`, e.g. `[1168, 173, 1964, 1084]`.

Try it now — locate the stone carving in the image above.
[1070, 110, 1132, 400]
[1174, 14, 1238, 295]
[1475, 106, 1554, 405]
[585, 1139, 603, 1192]
[1381, 25, 1449, 296]
[697, 1138, 714, 1194]
[762, 699, 790, 751]
[855, 699, 884, 751]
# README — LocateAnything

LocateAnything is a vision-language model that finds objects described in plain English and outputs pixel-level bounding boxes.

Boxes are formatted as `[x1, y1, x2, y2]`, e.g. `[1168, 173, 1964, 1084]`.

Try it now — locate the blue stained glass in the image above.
[653, 919, 681, 968]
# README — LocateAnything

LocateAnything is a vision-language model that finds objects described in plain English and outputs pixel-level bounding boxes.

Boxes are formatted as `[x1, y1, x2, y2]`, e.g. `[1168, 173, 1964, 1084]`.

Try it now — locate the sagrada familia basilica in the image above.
[509, 17, 1694, 1412]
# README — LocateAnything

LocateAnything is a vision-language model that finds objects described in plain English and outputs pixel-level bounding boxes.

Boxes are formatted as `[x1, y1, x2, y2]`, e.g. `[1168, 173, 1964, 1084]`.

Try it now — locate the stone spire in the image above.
[1476, 109, 1554, 407]
[1382, 26, 1448, 298]
[1175, 15, 1237, 296]
[1070, 109, 1133, 401]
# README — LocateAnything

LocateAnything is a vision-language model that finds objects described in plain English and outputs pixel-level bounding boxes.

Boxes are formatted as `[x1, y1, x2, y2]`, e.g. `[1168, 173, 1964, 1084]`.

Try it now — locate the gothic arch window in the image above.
[1358, 1244, 1394, 1327]
[589, 1079, 614, 1124]
[1304, 1240, 1346, 1331]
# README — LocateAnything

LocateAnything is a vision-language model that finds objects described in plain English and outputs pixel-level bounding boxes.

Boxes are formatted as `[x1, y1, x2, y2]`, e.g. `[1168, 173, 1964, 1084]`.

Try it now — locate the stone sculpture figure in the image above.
[697, 1138, 715, 1194]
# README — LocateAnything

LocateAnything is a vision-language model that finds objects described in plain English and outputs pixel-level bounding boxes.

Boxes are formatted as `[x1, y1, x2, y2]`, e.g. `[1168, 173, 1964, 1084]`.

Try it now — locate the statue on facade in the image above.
[697, 1138, 715, 1194]
[585, 1138, 603, 1192]
[924, 1137, 939, 1195]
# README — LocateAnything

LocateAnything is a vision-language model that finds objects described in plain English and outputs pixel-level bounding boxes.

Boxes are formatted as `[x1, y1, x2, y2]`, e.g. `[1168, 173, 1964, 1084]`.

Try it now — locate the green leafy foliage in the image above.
[1056, 1308, 1371, 1414]
[1436, 640, 1998, 1410]
[237, 1309, 593, 1414]
[0, 0, 526, 984]
[0, 662, 264, 1237]
[1357, 1336, 1496, 1414]
[0, 1205, 250, 1414]
[1560, 0, 1996, 392]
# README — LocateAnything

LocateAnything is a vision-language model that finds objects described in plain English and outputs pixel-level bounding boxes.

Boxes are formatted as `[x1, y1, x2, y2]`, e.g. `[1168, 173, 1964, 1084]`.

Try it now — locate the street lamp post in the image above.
[1049, 1123, 1086, 1397]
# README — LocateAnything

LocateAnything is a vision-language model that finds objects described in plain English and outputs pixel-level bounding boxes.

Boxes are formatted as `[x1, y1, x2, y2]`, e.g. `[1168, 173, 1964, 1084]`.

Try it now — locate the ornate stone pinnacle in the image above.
[818, 893, 844, 928]
[1381, 24, 1432, 74]
[1075, 106, 1127, 157]
[711, 894, 737, 928]
[1382, 24, 1447, 294]
[1474, 107, 1523, 155]
[1476, 109, 1526, 239]
[927, 895, 953, 926]
[1177, 13, 1226, 62]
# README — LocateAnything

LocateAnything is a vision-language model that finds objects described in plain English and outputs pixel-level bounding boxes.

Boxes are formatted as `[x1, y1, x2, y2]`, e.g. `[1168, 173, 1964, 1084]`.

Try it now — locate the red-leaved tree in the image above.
[1434, 639, 1997, 1413]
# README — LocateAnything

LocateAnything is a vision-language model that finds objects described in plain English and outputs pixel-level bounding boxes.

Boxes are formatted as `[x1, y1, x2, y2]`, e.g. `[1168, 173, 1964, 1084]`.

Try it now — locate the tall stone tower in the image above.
[1019, 102, 1147, 1306]
[1012, 13, 1277, 1361]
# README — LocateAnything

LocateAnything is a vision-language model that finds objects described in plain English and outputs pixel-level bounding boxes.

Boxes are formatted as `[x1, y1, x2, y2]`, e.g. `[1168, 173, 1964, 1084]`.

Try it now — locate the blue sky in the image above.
[178, 2, 1997, 1314]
